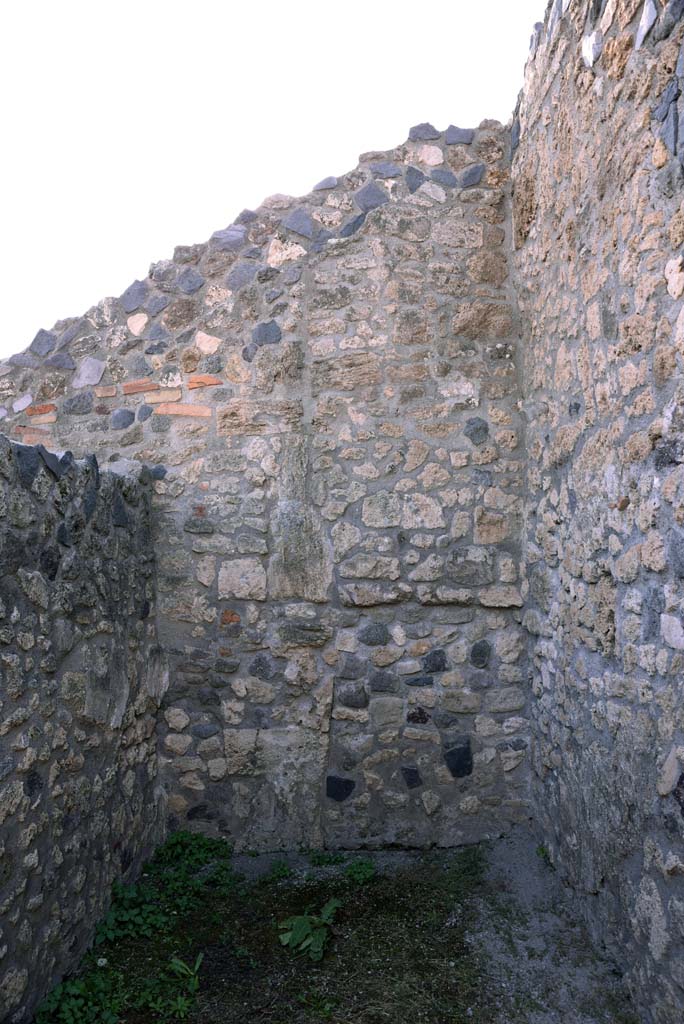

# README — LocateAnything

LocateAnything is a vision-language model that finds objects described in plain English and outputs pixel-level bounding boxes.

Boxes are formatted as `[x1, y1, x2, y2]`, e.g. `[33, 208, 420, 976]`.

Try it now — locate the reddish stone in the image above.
[153, 403, 211, 417]
[123, 378, 159, 395]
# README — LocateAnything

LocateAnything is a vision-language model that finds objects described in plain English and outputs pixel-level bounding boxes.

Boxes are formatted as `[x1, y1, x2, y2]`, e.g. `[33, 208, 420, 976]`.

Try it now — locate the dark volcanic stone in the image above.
[407, 705, 430, 724]
[369, 670, 398, 693]
[459, 163, 486, 188]
[337, 681, 369, 709]
[177, 267, 205, 294]
[406, 166, 427, 193]
[423, 649, 447, 673]
[111, 491, 129, 528]
[326, 775, 355, 802]
[654, 78, 680, 121]
[37, 445, 63, 478]
[111, 409, 135, 430]
[340, 213, 366, 237]
[663, 101, 679, 155]
[371, 161, 401, 178]
[211, 224, 247, 251]
[63, 391, 94, 416]
[401, 766, 423, 789]
[282, 208, 315, 239]
[338, 654, 365, 679]
[252, 320, 282, 346]
[279, 622, 333, 646]
[445, 125, 474, 145]
[249, 653, 276, 680]
[409, 122, 440, 140]
[227, 262, 259, 290]
[406, 675, 434, 688]
[29, 329, 57, 357]
[470, 639, 491, 668]
[444, 737, 473, 778]
[354, 181, 389, 212]
[313, 176, 338, 191]
[120, 279, 148, 312]
[359, 623, 391, 646]
[46, 351, 76, 370]
[146, 293, 169, 316]
[431, 168, 458, 187]
[463, 417, 489, 445]
[15, 445, 42, 488]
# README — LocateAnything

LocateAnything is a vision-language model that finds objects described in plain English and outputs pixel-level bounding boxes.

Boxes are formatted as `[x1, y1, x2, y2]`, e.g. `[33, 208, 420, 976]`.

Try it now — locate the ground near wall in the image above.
[34, 830, 636, 1024]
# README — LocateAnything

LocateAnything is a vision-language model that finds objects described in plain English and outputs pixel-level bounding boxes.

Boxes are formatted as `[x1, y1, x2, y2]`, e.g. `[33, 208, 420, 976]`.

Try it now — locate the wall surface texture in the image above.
[513, 0, 684, 1020]
[4, 1, 684, 1021]
[0, 440, 164, 1023]
[0, 122, 531, 858]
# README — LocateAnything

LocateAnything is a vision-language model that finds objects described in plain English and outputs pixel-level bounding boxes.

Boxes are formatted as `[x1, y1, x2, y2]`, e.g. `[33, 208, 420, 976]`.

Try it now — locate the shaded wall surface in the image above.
[513, 0, 684, 1021]
[0, 439, 164, 1023]
[0, 122, 530, 854]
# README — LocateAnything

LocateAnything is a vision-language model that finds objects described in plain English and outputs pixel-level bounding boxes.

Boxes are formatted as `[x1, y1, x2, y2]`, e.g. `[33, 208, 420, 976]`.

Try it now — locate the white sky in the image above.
[0, 0, 545, 358]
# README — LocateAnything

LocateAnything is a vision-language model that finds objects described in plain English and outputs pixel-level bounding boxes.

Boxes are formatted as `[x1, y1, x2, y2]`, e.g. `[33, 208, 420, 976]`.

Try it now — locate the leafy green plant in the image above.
[279, 898, 342, 962]
[36, 970, 124, 1024]
[267, 858, 294, 880]
[345, 858, 376, 885]
[169, 953, 203, 995]
[308, 850, 347, 867]
[536, 844, 554, 870]
[95, 881, 167, 944]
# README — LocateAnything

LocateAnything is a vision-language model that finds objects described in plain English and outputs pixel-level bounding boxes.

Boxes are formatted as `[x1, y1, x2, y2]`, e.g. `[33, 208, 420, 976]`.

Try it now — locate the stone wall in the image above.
[0, 120, 531, 854]
[512, 1, 684, 1020]
[0, 438, 164, 1023]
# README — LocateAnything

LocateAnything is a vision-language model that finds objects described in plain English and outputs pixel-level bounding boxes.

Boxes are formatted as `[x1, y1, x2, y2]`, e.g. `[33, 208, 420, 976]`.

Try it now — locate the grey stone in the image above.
[227, 261, 259, 290]
[326, 776, 355, 802]
[401, 766, 422, 789]
[146, 294, 169, 316]
[252, 320, 282, 346]
[120, 280, 148, 313]
[73, 357, 106, 389]
[359, 623, 391, 646]
[369, 670, 398, 693]
[63, 391, 94, 415]
[458, 163, 486, 189]
[45, 351, 76, 370]
[339, 654, 365, 679]
[444, 737, 473, 778]
[406, 166, 427, 193]
[445, 547, 495, 587]
[177, 267, 205, 294]
[282, 208, 316, 239]
[313, 176, 338, 191]
[29, 329, 57, 357]
[337, 681, 369, 709]
[464, 417, 489, 445]
[663, 101, 679, 154]
[371, 161, 402, 178]
[423, 649, 447, 673]
[409, 122, 441, 140]
[339, 213, 366, 237]
[654, 79, 680, 122]
[111, 409, 135, 430]
[406, 675, 434, 687]
[210, 224, 247, 250]
[635, 0, 658, 49]
[445, 125, 475, 145]
[354, 181, 389, 212]
[431, 168, 458, 187]
[470, 639, 491, 668]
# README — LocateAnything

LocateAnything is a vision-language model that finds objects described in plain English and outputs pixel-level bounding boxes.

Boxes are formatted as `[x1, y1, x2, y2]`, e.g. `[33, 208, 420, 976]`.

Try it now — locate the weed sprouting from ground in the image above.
[36, 834, 635, 1024]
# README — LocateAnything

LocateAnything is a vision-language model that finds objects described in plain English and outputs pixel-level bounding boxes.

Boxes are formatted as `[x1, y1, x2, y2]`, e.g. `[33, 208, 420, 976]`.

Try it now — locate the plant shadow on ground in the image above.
[36, 832, 637, 1024]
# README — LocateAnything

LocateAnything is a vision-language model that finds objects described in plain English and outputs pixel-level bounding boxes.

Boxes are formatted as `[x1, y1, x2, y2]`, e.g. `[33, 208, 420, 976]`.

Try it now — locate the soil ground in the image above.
[37, 829, 639, 1024]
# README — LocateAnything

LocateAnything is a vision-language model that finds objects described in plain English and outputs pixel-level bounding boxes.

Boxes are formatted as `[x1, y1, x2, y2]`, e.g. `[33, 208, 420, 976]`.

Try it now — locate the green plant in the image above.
[35, 970, 124, 1024]
[345, 858, 376, 885]
[536, 844, 554, 870]
[268, 858, 294, 880]
[278, 898, 342, 962]
[308, 850, 347, 866]
[95, 881, 167, 944]
[169, 953, 204, 995]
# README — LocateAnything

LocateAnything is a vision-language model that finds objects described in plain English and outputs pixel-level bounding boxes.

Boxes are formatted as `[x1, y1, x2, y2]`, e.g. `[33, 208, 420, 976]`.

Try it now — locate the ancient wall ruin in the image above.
[512, 0, 684, 1020]
[2, 1, 684, 1021]
[0, 120, 530, 856]
[0, 440, 164, 1021]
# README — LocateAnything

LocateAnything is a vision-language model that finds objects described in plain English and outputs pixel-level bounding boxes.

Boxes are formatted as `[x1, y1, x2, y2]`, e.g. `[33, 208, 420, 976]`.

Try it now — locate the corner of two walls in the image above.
[512, 0, 684, 1020]
[0, 439, 165, 1022]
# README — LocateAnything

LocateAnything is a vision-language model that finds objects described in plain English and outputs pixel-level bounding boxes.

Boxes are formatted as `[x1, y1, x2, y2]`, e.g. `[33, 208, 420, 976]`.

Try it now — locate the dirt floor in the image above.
[36, 829, 638, 1024]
